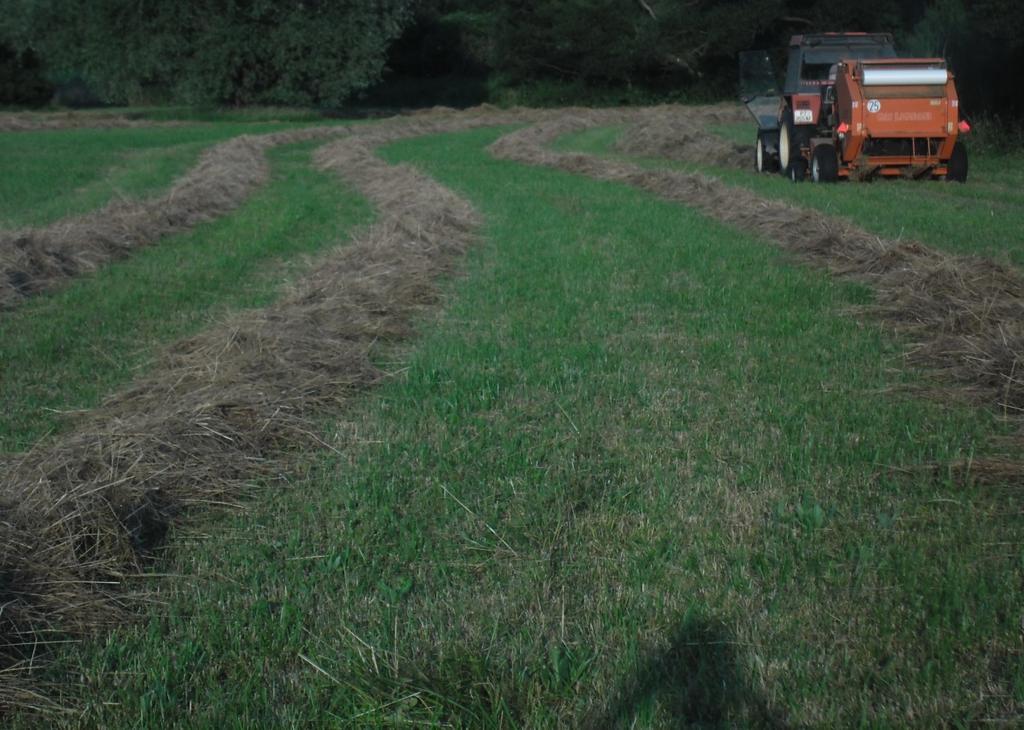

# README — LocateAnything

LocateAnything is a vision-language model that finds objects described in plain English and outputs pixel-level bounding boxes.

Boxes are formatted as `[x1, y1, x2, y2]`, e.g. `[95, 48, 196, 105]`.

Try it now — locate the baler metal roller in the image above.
[861, 68, 949, 86]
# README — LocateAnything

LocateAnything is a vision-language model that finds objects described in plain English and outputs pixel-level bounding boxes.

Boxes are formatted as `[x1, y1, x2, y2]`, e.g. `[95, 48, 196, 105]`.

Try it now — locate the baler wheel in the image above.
[811, 144, 839, 183]
[946, 141, 968, 183]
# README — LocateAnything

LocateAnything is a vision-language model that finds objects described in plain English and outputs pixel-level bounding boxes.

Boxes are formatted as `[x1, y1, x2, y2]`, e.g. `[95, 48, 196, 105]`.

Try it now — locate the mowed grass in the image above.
[0, 140, 371, 453]
[31, 127, 1023, 727]
[555, 123, 1024, 266]
[0, 122, 339, 228]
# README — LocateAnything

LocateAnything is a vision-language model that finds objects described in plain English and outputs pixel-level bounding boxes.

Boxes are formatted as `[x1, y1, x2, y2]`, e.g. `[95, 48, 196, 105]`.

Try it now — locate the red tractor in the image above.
[741, 33, 969, 182]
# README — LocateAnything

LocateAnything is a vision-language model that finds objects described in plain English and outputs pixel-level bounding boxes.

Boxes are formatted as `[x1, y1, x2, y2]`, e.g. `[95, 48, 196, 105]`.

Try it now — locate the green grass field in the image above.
[0, 122, 340, 228]
[9, 124, 1020, 727]
[555, 123, 1024, 267]
[0, 139, 371, 453]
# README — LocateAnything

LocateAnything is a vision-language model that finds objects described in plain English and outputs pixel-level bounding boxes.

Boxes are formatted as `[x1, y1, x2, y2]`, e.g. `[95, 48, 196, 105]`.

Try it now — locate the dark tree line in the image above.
[399, 0, 1022, 116]
[2, 0, 1022, 117]
[0, 0, 415, 106]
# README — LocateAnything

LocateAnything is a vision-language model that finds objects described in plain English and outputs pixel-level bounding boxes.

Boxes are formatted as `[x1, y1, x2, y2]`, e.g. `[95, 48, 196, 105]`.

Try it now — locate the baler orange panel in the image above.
[859, 92, 951, 138]
[835, 68, 864, 163]
[835, 59, 960, 166]
[938, 78, 961, 158]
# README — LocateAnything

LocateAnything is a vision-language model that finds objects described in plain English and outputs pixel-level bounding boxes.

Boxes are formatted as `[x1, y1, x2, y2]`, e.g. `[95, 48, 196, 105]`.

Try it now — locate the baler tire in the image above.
[811, 144, 839, 183]
[947, 141, 968, 183]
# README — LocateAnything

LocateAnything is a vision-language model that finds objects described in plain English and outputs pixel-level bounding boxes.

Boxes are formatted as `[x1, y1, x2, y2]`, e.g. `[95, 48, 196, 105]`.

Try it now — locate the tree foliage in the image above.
[415, 0, 787, 90]
[2, 0, 1023, 116]
[0, 0, 414, 106]
[0, 44, 50, 105]
[490, 0, 788, 87]
[419, 0, 1024, 114]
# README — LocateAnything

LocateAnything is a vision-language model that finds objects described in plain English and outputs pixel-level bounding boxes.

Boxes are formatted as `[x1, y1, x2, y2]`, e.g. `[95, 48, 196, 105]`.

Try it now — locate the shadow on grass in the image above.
[592, 614, 788, 729]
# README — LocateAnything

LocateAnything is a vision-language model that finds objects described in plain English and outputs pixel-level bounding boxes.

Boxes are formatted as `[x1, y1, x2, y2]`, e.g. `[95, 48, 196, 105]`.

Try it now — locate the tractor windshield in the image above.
[803, 46, 895, 65]
[802, 63, 834, 82]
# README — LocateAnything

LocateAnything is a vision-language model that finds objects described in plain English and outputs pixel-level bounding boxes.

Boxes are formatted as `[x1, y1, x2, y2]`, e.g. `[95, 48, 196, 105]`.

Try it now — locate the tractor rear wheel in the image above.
[811, 144, 839, 183]
[946, 141, 968, 183]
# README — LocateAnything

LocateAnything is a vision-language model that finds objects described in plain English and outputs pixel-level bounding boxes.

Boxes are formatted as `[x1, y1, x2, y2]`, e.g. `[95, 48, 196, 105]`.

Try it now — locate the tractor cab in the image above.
[784, 33, 896, 96]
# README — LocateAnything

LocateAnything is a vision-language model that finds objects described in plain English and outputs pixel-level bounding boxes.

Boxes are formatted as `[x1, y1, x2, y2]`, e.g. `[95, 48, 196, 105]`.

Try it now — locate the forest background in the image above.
[1, 1, 1021, 122]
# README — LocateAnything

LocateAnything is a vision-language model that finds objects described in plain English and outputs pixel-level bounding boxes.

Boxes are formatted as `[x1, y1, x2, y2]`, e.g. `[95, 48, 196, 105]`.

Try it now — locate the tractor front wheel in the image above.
[755, 132, 779, 173]
[946, 141, 968, 183]
[811, 144, 839, 183]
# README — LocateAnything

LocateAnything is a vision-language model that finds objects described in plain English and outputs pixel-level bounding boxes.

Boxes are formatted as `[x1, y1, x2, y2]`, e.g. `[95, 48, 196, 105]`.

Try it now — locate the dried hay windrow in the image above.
[489, 113, 1024, 478]
[0, 107, 544, 711]
[615, 103, 752, 170]
[0, 113, 183, 133]
[0, 125, 367, 310]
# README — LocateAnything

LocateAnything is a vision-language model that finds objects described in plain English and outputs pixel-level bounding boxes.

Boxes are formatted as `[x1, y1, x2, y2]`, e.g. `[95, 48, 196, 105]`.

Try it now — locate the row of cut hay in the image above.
[0, 125, 367, 310]
[0, 113, 183, 133]
[489, 115, 1024, 480]
[0, 107, 542, 713]
[614, 103, 752, 169]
